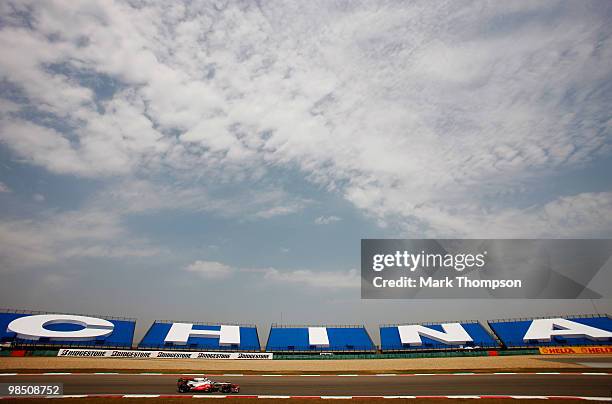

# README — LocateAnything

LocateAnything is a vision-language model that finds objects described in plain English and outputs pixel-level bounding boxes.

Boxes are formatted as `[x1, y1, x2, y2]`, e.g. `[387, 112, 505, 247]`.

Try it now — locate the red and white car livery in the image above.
[177, 377, 240, 393]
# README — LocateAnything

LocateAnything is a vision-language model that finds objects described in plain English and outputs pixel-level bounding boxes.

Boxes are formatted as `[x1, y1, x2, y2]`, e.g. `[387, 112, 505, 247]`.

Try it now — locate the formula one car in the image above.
[177, 377, 240, 393]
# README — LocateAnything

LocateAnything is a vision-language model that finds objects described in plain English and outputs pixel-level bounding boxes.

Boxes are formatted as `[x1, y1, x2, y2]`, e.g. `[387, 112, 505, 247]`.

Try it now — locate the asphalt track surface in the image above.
[1, 374, 611, 397]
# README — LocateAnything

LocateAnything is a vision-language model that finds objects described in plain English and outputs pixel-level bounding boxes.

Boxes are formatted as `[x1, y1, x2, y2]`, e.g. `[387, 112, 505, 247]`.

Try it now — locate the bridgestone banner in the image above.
[57, 349, 273, 360]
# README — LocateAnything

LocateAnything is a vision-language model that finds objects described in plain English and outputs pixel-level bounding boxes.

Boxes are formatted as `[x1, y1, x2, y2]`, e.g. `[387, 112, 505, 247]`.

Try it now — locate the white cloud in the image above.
[256, 267, 360, 290]
[254, 204, 305, 219]
[0, 176, 310, 272]
[314, 215, 341, 225]
[183, 261, 359, 289]
[185, 260, 233, 279]
[0, 182, 9, 193]
[399, 192, 612, 238]
[0, 1, 609, 236]
[93, 179, 310, 220]
[516, 192, 612, 237]
[0, 120, 101, 176]
[0, 208, 159, 270]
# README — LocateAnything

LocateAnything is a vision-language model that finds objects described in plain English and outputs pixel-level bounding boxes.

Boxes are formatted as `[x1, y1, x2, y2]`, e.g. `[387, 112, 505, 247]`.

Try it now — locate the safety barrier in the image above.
[0, 347, 541, 359]
[0, 349, 59, 357]
[272, 349, 539, 360]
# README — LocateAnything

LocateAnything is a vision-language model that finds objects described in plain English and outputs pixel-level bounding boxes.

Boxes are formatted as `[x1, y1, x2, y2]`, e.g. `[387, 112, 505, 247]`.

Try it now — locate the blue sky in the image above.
[0, 0, 611, 343]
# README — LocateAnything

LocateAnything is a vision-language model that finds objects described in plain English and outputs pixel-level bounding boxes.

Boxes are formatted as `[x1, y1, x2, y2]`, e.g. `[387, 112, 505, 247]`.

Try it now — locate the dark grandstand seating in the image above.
[138, 322, 260, 351]
[266, 325, 375, 352]
[489, 315, 612, 348]
[0, 311, 134, 349]
[380, 321, 498, 351]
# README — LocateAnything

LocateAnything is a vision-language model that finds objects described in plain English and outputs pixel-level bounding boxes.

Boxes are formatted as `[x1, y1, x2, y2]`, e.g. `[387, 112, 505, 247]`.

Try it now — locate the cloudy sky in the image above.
[0, 0, 611, 344]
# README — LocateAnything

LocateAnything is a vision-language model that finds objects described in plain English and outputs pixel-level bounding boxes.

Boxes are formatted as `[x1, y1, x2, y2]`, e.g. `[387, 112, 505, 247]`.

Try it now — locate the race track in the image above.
[1, 373, 610, 397]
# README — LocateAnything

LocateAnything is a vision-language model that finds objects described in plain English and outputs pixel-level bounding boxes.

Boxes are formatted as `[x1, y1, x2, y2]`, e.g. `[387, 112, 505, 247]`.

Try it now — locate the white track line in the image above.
[321, 396, 353, 399]
[122, 394, 160, 398]
[193, 395, 227, 398]
[258, 396, 290, 399]
[381, 396, 416, 399]
[0, 394, 611, 400]
[1, 372, 610, 377]
[509, 396, 547, 400]
[447, 395, 483, 399]
[47, 395, 88, 398]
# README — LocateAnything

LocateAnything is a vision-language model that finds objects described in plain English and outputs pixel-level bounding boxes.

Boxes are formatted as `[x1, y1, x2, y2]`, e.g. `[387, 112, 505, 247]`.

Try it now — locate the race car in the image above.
[177, 377, 240, 393]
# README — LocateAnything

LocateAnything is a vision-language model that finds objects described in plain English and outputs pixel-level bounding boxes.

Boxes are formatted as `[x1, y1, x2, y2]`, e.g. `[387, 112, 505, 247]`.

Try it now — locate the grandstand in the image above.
[266, 324, 376, 353]
[380, 321, 499, 352]
[0, 309, 135, 349]
[489, 314, 612, 348]
[137, 320, 260, 351]
[1, 308, 611, 354]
